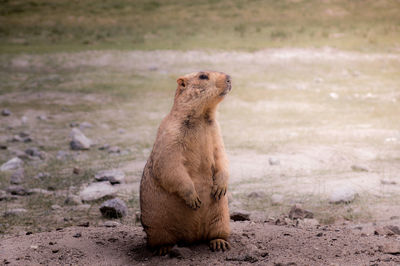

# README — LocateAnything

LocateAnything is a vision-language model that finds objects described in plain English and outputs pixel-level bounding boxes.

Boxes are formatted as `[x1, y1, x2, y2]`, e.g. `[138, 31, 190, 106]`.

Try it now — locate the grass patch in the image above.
[1, 0, 400, 53]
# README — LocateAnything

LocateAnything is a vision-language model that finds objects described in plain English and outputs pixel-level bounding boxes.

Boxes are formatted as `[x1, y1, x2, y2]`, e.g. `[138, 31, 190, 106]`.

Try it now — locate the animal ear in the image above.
[177, 77, 186, 88]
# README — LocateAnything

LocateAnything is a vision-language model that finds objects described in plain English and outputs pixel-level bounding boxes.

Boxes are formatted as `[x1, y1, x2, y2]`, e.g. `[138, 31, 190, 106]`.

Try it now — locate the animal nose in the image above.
[226, 75, 231, 83]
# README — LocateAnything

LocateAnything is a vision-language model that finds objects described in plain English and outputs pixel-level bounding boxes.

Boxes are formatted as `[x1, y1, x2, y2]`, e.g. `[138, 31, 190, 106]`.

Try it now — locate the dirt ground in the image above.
[1, 48, 400, 265]
[1, 221, 400, 266]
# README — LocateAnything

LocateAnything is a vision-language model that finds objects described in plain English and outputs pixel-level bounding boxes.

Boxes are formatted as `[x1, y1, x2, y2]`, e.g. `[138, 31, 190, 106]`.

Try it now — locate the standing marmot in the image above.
[140, 71, 232, 255]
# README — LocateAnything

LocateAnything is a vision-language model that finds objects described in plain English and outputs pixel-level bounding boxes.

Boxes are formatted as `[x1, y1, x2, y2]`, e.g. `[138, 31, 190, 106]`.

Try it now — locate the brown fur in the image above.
[140, 71, 232, 253]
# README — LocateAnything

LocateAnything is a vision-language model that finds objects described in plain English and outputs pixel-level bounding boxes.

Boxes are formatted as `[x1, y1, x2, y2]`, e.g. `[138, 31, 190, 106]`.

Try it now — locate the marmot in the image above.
[140, 71, 232, 255]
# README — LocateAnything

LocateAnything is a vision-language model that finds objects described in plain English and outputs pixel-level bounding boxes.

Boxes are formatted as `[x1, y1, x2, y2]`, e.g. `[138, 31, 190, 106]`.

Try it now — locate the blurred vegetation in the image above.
[1, 0, 400, 53]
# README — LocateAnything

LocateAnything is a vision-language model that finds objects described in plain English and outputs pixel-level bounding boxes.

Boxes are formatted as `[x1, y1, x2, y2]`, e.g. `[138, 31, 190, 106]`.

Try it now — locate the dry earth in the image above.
[1, 48, 400, 264]
[1, 221, 400, 266]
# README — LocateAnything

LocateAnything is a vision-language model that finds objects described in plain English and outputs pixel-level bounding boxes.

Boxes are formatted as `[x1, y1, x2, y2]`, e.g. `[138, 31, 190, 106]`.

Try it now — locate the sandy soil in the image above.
[1, 221, 400, 265]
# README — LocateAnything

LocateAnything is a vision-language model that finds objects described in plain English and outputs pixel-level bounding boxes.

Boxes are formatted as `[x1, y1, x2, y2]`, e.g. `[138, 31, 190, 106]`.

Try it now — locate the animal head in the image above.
[174, 71, 232, 109]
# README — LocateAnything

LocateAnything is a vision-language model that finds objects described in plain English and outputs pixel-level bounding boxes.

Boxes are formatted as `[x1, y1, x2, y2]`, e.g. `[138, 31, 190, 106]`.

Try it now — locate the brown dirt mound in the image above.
[1, 222, 400, 265]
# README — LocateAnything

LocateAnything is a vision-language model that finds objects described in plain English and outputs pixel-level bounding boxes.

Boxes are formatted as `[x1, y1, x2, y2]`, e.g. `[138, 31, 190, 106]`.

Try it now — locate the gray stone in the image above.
[94, 169, 125, 185]
[79, 182, 116, 202]
[34, 172, 50, 180]
[169, 245, 193, 259]
[1, 157, 23, 172]
[6, 185, 29, 196]
[3, 208, 27, 217]
[351, 164, 369, 172]
[37, 115, 48, 120]
[269, 157, 280, 166]
[108, 146, 121, 154]
[230, 211, 250, 221]
[10, 168, 24, 184]
[329, 187, 356, 204]
[271, 194, 284, 205]
[51, 204, 62, 210]
[56, 150, 69, 160]
[28, 188, 52, 196]
[1, 109, 11, 116]
[103, 221, 120, 228]
[247, 191, 265, 198]
[64, 195, 82, 205]
[379, 242, 400, 255]
[288, 204, 314, 220]
[25, 147, 46, 159]
[99, 198, 127, 219]
[79, 122, 93, 130]
[70, 128, 92, 150]
[297, 218, 319, 228]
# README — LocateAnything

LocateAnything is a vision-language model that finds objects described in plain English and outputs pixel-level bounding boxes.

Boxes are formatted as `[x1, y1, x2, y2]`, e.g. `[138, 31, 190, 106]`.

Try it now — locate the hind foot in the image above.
[209, 239, 230, 252]
[154, 245, 173, 256]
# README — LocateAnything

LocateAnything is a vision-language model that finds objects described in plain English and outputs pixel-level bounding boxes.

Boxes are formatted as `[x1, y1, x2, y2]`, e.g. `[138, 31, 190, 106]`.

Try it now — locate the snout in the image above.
[218, 74, 232, 97]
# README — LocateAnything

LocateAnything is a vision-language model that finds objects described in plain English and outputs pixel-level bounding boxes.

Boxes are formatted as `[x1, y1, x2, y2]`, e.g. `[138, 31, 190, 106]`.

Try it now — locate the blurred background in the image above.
[0, 0, 399, 234]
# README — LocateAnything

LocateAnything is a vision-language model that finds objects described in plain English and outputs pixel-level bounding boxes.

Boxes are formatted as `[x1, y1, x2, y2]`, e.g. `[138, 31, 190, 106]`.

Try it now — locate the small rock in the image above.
[0, 190, 18, 201]
[34, 172, 50, 180]
[51, 204, 62, 210]
[64, 195, 82, 205]
[0, 144, 7, 150]
[379, 242, 400, 254]
[11, 135, 23, 142]
[70, 128, 92, 150]
[108, 146, 121, 154]
[79, 122, 93, 130]
[28, 188, 53, 196]
[297, 218, 319, 228]
[25, 147, 45, 159]
[19, 131, 30, 138]
[78, 221, 90, 227]
[6, 185, 29, 196]
[10, 168, 24, 184]
[329, 187, 356, 204]
[73, 167, 80, 175]
[247, 191, 265, 198]
[1, 157, 23, 172]
[381, 179, 397, 185]
[1, 109, 11, 116]
[98, 144, 110, 150]
[99, 198, 128, 219]
[73, 233, 82, 238]
[56, 150, 70, 160]
[79, 182, 116, 202]
[384, 225, 400, 235]
[351, 165, 369, 172]
[94, 169, 125, 185]
[103, 221, 120, 228]
[3, 208, 28, 217]
[30, 245, 38, 250]
[230, 211, 250, 221]
[271, 194, 284, 205]
[169, 245, 193, 259]
[37, 115, 48, 121]
[269, 158, 280, 166]
[288, 204, 314, 220]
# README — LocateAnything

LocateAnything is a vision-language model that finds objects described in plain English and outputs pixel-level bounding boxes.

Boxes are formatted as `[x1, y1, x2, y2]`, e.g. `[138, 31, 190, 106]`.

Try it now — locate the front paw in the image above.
[184, 191, 202, 209]
[211, 183, 227, 200]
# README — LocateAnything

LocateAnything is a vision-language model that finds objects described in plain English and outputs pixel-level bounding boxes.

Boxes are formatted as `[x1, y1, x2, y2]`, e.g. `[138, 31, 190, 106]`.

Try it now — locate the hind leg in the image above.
[146, 226, 178, 256]
[209, 238, 231, 251]
[207, 201, 231, 252]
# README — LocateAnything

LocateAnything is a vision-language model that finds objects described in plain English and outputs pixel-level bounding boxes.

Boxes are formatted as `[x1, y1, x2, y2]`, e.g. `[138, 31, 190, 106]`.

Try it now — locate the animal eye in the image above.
[199, 74, 209, 80]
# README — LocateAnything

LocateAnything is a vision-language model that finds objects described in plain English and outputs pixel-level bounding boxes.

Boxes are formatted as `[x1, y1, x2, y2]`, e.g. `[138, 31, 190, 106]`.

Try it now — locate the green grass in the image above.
[1, 0, 400, 53]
